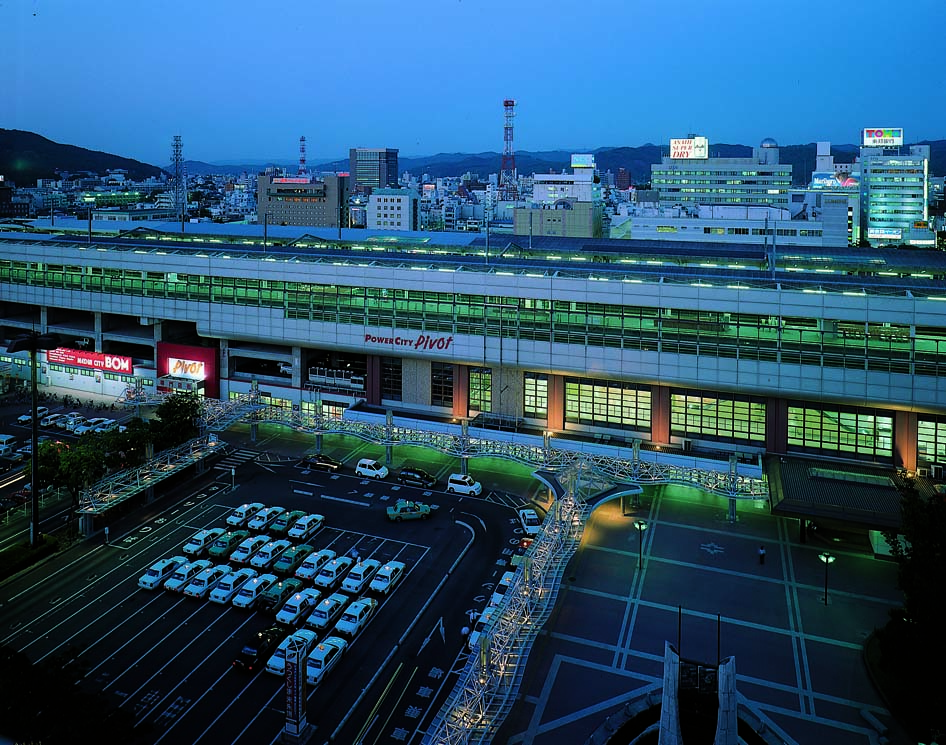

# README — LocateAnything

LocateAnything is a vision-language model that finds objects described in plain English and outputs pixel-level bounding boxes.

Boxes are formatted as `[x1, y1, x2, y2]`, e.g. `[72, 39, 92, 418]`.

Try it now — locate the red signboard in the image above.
[46, 347, 133, 374]
[157, 342, 219, 398]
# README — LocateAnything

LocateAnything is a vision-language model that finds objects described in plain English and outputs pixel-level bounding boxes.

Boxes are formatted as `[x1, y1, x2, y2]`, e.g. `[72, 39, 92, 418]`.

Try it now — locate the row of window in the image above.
[4, 263, 946, 380]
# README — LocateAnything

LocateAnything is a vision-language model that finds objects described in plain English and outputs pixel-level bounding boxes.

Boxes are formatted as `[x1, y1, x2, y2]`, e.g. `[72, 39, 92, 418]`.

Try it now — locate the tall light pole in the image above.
[7, 331, 60, 549]
[819, 551, 836, 606]
[636, 520, 649, 569]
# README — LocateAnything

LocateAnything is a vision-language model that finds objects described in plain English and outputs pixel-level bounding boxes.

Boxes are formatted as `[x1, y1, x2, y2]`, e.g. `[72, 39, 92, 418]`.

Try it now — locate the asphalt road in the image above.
[0, 451, 525, 745]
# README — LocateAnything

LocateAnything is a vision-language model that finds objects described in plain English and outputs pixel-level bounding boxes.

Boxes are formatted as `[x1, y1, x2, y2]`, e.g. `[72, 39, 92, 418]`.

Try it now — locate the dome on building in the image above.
[760, 137, 778, 148]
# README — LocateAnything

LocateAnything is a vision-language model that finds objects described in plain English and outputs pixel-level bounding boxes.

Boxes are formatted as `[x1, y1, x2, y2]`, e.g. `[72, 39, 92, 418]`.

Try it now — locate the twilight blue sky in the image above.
[2, 0, 944, 166]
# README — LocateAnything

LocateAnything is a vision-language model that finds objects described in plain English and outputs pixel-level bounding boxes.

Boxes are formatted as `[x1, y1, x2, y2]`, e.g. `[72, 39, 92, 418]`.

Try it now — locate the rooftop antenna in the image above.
[499, 99, 518, 201]
[171, 135, 187, 231]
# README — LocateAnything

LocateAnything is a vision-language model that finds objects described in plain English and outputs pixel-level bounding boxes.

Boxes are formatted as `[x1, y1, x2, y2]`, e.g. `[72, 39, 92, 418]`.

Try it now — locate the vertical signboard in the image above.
[284, 648, 307, 737]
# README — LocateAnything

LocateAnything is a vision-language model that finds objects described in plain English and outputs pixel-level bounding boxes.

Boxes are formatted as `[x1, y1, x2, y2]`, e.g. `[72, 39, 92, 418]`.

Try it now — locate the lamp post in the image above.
[636, 520, 649, 569]
[7, 331, 60, 549]
[819, 551, 836, 606]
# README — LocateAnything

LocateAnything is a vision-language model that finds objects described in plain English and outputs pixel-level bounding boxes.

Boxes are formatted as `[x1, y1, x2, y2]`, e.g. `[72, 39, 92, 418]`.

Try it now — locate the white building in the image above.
[366, 188, 419, 231]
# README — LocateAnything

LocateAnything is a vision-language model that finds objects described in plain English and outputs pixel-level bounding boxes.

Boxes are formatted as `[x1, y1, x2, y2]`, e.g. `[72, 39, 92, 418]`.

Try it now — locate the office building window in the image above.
[787, 404, 892, 460]
[523, 372, 548, 419]
[670, 390, 765, 443]
[469, 367, 491, 413]
[564, 377, 651, 431]
[431, 362, 453, 408]
[380, 357, 402, 402]
[918, 417, 946, 462]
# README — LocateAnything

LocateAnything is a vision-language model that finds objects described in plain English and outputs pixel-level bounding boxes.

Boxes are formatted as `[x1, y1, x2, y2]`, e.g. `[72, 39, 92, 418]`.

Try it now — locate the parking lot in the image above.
[0, 437, 528, 744]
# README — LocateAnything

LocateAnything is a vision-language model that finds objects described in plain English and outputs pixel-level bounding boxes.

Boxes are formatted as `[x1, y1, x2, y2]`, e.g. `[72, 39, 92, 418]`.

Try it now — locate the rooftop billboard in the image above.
[670, 137, 709, 159]
[862, 128, 903, 147]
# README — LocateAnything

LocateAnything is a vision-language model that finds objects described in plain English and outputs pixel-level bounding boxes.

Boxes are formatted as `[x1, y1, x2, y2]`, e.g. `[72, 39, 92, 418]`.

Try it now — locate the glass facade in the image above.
[380, 357, 402, 402]
[918, 417, 946, 463]
[430, 362, 453, 409]
[523, 372, 548, 419]
[670, 390, 766, 444]
[787, 405, 893, 460]
[564, 378, 651, 431]
[469, 367, 491, 413]
[4, 262, 945, 379]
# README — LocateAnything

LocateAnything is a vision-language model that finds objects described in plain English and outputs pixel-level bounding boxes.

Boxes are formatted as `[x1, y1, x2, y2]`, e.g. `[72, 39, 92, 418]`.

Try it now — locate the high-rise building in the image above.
[616, 167, 631, 191]
[651, 137, 792, 208]
[257, 173, 349, 227]
[349, 148, 399, 194]
[858, 128, 932, 246]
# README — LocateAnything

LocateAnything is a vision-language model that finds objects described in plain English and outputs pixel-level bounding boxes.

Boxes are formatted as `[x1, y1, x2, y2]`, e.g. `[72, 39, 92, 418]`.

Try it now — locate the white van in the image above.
[354, 458, 388, 479]
[0, 434, 17, 451]
[446, 473, 482, 496]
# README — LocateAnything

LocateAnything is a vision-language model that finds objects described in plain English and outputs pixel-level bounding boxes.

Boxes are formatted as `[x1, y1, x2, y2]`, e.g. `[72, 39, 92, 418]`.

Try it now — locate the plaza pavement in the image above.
[495, 483, 907, 745]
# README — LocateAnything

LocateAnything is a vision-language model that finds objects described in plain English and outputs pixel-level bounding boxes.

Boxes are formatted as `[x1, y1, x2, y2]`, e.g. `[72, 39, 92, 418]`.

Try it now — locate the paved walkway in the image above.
[496, 483, 906, 745]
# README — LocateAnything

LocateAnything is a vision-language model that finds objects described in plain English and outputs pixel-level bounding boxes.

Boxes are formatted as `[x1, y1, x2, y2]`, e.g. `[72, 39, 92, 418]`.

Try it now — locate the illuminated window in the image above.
[787, 404, 892, 460]
[469, 367, 491, 413]
[523, 372, 548, 418]
[564, 378, 650, 431]
[670, 390, 765, 443]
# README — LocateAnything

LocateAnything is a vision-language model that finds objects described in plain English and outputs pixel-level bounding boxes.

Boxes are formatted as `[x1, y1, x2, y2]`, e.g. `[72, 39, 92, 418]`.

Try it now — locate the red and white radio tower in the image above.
[499, 99, 518, 200]
[298, 135, 308, 176]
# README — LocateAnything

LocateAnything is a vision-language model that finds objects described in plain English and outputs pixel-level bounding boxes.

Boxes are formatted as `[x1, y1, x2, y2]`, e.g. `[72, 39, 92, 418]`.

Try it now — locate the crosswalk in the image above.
[213, 449, 258, 472]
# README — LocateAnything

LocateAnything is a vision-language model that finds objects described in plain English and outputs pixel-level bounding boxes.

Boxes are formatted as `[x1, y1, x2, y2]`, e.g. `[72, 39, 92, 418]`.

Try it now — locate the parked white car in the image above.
[275, 588, 322, 626]
[266, 629, 319, 676]
[294, 548, 336, 581]
[183, 564, 231, 599]
[333, 597, 378, 638]
[446, 473, 482, 496]
[287, 513, 325, 541]
[163, 559, 212, 592]
[354, 458, 388, 480]
[517, 508, 542, 536]
[209, 567, 258, 604]
[74, 417, 108, 435]
[304, 592, 350, 632]
[340, 559, 381, 595]
[227, 502, 265, 528]
[368, 561, 406, 596]
[249, 539, 292, 569]
[247, 506, 286, 531]
[232, 573, 277, 609]
[182, 527, 226, 557]
[306, 635, 347, 687]
[17, 406, 49, 425]
[138, 555, 187, 590]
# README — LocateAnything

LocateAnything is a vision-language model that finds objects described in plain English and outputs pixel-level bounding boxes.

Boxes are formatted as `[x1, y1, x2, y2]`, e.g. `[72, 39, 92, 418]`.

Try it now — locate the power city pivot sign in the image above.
[46, 347, 132, 373]
[862, 128, 903, 147]
[364, 332, 454, 351]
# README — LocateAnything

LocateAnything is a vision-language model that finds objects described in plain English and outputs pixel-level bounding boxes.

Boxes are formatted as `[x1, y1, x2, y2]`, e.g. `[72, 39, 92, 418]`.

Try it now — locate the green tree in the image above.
[880, 485, 946, 739]
[153, 391, 203, 448]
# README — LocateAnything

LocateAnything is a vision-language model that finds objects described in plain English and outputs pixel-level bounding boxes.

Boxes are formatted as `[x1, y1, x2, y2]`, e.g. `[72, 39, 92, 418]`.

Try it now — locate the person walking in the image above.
[758, 545, 766, 565]
[104, 526, 110, 545]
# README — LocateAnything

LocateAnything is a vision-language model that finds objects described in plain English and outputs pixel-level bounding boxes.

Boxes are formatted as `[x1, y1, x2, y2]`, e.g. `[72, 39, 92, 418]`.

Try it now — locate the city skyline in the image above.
[3, 0, 945, 166]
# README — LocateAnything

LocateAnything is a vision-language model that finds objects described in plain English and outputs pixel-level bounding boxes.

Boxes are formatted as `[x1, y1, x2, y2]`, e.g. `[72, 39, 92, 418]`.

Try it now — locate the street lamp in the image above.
[7, 331, 60, 549]
[636, 520, 649, 569]
[819, 551, 836, 606]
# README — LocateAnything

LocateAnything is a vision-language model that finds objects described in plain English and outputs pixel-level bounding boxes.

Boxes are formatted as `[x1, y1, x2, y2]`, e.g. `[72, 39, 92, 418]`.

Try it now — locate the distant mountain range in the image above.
[2, 129, 944, 188]
[0, 129, 165, 186]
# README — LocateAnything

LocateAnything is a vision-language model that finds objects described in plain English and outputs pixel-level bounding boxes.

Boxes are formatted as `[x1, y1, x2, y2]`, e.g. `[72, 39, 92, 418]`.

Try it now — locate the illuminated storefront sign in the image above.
[364, 332, 454, 351]
[168, 357, 206, 380]
[862, 128, 903, 147]
[271, 177, 311, 184]
[670, 136, 709, 159]
[47, 347, 132, 373]
[867, 227, 903, 240]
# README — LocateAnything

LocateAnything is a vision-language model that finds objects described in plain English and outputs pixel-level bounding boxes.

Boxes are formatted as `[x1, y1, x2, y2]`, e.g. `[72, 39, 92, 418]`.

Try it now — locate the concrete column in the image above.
[651, 385, 671, 444]
[291, 346, 302, 389]
[40, 306, 48, 331]
[765, 396, 789, 454]
[894, 410, 918, 471]
[219, 339, 230, 378]
[452, 364, 469, 419]
[366, 355, 382, 406]
[658, 642, 684, 745]
[714, 657, 738, 745]
[93, 312, 103, 352]
[547, 374, 565, 431]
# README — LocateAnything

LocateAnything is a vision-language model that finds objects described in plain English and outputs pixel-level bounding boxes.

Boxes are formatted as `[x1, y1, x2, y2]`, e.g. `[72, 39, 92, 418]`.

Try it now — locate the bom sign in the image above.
[46, 348, 132, 373]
